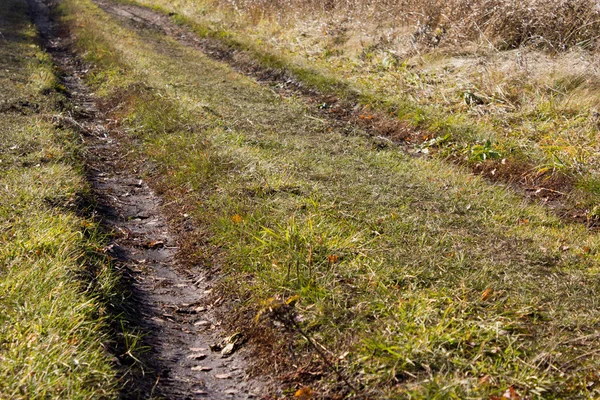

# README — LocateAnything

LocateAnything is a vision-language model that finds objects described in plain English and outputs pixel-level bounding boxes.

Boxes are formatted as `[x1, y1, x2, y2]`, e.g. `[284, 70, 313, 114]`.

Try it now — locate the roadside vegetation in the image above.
[123, 0, 600, 222]
[0, 1, 119, 398]
[59, 0, 600, 397]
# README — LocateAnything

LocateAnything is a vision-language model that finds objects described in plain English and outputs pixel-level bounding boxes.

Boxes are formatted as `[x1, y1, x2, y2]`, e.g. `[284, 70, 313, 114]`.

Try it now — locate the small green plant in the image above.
[468, 139, 501, 161]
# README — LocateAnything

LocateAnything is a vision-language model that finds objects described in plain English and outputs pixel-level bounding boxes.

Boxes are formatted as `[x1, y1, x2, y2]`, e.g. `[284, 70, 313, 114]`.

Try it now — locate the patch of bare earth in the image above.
[28, 0, 271, 398]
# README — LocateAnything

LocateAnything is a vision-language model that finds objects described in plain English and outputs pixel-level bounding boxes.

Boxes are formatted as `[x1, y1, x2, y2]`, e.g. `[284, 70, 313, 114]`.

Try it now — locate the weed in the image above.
[469, 140, 502, 162]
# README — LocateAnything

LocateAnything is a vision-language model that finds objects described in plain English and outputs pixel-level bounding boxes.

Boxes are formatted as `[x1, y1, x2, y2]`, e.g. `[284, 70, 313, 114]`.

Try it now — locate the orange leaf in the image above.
[294, 386, 313, 399]
[231, 214, 243, 223]
[327, 254, 339, 264]
[481, 288, 493, 301]
[146, 240, 164, 249]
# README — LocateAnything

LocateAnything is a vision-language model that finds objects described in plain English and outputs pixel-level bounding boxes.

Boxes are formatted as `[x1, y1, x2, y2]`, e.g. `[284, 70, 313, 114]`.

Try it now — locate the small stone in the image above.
[221, 342, 235, 357]
[187, 353, 207, 360]
[191, 365, 212, 372]
[215, 373, 231, 379]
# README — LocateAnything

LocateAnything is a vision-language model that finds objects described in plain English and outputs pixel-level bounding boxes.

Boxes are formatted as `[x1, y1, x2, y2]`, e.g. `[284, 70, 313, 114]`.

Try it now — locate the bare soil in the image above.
[27, 0, 271, 398]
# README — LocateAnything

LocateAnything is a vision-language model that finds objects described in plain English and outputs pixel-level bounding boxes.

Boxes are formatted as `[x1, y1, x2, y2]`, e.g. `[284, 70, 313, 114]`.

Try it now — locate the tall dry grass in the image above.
[219, 0, 600, 51]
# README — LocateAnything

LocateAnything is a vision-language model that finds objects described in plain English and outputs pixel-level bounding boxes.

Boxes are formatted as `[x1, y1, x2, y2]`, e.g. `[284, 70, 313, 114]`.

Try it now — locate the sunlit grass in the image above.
[0, 1, 118, 398]
[124, 0, 600, 218]
[62, 0, 600, 397]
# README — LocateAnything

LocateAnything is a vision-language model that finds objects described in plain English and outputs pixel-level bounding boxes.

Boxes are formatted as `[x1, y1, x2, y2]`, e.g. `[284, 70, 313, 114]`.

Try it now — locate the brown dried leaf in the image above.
[481, 288, 493, 301]
[146, 240, 164, 249]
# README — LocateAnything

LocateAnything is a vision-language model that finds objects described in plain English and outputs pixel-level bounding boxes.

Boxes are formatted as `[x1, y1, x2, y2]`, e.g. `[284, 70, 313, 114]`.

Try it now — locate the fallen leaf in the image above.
[231, 214, 243, 223]
[294, 386, 313, 399]
[146, 240, 164, 249]
[211, 332, 244, 357]
[583, 246, 591, 254]
[221, 342, 235, 357]
[481, 288, 493, 301]
[501, 386, 520, 399]
[327, 254, 339, 264]
[286, 295, 300, 306]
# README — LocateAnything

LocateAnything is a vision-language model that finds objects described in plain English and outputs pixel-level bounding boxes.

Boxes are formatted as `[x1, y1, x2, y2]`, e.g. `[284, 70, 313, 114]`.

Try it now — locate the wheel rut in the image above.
[91, 0, 415, 148]
[90, 0, 592, 227]
[27, 0, 269, 398]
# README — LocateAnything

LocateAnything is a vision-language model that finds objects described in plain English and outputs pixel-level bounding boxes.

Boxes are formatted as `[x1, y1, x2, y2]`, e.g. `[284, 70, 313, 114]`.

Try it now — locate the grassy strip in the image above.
[62, 0, 600, 397]
[119, 0, 600, 215]
[0, 1, 119, 398]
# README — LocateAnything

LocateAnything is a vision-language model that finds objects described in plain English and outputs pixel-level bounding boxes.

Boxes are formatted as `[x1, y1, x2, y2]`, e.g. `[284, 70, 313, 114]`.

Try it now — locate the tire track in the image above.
[27, 0, 269, 398]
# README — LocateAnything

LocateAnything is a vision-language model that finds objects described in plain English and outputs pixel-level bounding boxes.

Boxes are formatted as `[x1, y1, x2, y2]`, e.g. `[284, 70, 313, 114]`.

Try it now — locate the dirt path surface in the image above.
[27, 0, 269, 398]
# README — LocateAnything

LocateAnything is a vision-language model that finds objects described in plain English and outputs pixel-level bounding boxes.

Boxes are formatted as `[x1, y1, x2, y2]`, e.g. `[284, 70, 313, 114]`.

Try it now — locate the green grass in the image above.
[116, 0, 600, 217]
[61, 0, 600, 397]
[0, 1, 119, 398]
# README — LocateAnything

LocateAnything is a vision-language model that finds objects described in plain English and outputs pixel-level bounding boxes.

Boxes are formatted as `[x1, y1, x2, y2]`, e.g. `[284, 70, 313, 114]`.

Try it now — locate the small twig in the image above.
[562, 348, 600, 369]
[527, 187, 566, 196]
[563, 332, 600, 345]
[305, 114, 326, 123]
[260, 299, 359, 394]
[288, 317, 359, 394]
[375, 135, 395, 145]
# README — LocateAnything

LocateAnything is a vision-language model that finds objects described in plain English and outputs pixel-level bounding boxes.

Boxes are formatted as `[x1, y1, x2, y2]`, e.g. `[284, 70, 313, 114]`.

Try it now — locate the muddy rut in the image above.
[27, 0, 269, 398]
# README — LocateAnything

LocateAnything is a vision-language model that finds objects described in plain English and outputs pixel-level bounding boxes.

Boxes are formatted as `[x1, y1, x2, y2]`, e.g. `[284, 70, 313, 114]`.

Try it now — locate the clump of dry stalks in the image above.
[219, 0, 600, 52]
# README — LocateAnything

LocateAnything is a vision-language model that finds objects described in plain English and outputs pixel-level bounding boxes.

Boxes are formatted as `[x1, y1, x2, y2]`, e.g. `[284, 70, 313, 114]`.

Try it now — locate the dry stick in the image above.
[285, 315, 359, 394]
[562, 348, 600, 369]
[562, 331, 600, 345]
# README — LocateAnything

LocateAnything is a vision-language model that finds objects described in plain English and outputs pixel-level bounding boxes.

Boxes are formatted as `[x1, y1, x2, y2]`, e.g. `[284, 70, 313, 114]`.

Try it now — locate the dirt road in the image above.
[23, 0, 600, 397]
[27, 0, 270, 398]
